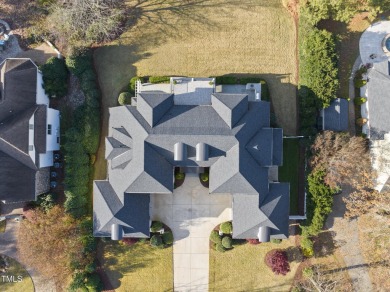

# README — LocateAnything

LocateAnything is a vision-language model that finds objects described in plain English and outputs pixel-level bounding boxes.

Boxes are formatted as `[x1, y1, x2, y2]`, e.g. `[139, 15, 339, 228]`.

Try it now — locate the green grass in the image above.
[0, 219, 6, 233]
[209, 238, 302, 291]
[0, 255, 34, 292]
[98, 240, 173, 291]
[279, 138, 300, 215]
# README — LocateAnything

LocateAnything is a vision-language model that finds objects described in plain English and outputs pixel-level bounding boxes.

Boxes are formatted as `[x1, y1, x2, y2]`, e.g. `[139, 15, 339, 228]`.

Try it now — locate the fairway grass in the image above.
[93, 0, 298, 180]
[98, 240, 173, 291]
[209, 238, 302, 291]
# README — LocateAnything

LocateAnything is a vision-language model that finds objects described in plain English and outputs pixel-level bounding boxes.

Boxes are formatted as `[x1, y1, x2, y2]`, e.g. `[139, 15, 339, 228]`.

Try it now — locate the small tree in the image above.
[118, 92, 132, 105]
[40, 57, 69, 98]
[150, 235, 163, 248]
[265, 249, 290, 276]
[162, 231, 174, 245]
[150, 221, 163, 232]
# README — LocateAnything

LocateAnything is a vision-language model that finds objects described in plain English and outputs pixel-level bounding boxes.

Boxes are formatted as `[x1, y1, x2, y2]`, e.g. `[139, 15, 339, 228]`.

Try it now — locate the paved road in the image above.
[151, 173, 232, 291]
[325, 186, 373, 292]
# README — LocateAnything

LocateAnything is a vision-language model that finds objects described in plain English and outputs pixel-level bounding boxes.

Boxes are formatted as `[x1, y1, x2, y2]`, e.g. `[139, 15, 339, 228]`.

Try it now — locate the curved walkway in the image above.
[151, 173, 232, 291]
[325, 185, 373, 292]
[0, 219, 56, 292]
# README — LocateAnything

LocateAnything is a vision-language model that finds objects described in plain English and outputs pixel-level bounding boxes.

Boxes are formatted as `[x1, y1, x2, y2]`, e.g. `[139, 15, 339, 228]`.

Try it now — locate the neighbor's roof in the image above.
[93, 181, 150, 238]
[366, 61, 390, 139]
[0, 58, 48, 203]
[323, 98, 349, 132]
[232, 182, 290, 239]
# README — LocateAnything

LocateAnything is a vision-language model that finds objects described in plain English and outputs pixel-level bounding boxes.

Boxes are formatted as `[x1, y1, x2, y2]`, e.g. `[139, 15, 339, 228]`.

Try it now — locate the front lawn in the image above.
[279, 138, 302, 215]
[209, 238, 302, 291]
[0, 255, 34, 292]
[98, 240, 173, 291]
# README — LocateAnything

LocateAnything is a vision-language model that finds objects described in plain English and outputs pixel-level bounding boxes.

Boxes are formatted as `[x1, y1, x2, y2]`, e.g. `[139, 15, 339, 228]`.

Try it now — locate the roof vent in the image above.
[257, 226, 270, 242]
[174, 142, 187, 161]
[196, 142, 209, 161]
[111, 224, 123, 240]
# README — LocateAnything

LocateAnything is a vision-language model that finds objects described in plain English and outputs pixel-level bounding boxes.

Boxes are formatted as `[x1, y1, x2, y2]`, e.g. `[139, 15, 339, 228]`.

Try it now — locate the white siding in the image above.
[36, 71, 50, 105]
[46, 108, 60, 151]
[39, 151, 54, 168]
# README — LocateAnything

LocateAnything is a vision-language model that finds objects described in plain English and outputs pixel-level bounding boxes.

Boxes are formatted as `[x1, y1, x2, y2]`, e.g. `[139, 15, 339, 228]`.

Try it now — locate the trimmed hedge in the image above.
[149, 76, 170, 84]
[354, 97, 367, 106]
[354, 79, 367, 88]
[221, 236, 232, 249]
[220, 222, 232, 234]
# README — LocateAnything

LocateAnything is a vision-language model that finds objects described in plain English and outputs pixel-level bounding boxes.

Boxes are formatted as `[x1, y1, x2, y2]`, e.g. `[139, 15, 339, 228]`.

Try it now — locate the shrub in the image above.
[150, 235, 163, 247]
[129, 76, 141, 92]
[354, 79, 367, 88]
[215, 76, 237, 85]
[246, 238, 261, 245]
[210, 230, 222, 244]
[85, 273, 103, 292]
[300, 236, 314, 257]
[221, 236, 232, 249]
[66, 51, 93, 77]
[118, 92, 132, 105]
[356, 118, 367, 126]
[200, 172, 209, 182]
[215, 243, 226, 252]
[149, 76, 170, 84]
[271, 238, 282, 244]
[175, 172, 185, 180]
[265, 249, 290, 275]
[40, 57, 69, 98]
[220, 222, 232, 234]
[354, 97, 367, 106]
[121, 238, 138, 246]
[37, 193, 57, 212]
[150, 221, 163, 232]
[162, 231, 174, 245]
[238, 77, 261, 84]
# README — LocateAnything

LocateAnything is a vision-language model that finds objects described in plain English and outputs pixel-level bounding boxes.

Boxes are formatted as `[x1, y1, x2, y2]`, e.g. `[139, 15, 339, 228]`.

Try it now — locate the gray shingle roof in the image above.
[0, 59, 49, 203]
[323, 98, 349, 132]
[367, 61, 390, 139]
[93, 181, 150, 238]
[232, 182, 289, 240]
[95, 89, 289, 239]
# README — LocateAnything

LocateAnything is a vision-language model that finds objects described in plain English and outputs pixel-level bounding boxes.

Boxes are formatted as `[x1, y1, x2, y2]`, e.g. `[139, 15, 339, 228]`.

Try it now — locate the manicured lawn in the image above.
[0, 255, 34, 292]
[209, 238, 302, 291]
[98, 240, 173, 291]
[279, 138, 301, 215]
[93, 0, 298, 181]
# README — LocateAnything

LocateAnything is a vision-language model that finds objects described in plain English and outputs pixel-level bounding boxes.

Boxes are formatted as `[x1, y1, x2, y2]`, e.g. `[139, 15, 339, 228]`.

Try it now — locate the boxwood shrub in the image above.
[210, 230, 222, 244]
[220, 221, 232, 234]
[162, 231, 174, 245]
[221, 236, 232, 249]
[215, 243, 226, 252]
[150, 235, 163, 247]
[150, 221, 163, 232]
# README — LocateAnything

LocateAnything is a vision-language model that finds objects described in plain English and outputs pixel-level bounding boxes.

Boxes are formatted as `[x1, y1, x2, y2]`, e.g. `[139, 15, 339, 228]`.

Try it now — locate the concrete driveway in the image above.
[151, 173, 232, 291]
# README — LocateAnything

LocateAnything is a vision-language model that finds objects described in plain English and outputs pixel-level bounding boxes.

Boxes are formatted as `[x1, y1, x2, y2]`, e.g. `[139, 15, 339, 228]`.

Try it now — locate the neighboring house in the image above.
[320, 98, 349, 132]
[361, 60, 390, 192]
[94, 77, 289, 242]
[0, 58, 60, 204]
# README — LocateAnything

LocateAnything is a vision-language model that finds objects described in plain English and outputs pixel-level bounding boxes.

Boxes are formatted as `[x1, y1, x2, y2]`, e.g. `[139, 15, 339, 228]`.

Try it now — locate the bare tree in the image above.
[299, 265, 340, 292]
[47, 0, 123, 52]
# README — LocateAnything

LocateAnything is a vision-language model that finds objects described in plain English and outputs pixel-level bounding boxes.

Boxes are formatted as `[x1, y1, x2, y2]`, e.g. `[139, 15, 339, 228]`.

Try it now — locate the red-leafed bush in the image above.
[265, 249, 290, 275]
[246, 239, 261, 245]
[121, 238, 138, 246]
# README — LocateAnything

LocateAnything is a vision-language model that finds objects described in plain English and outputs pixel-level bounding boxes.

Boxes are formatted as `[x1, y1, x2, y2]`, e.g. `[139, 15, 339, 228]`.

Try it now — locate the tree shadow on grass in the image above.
[313, 231, 337, 258]
[98, 239, 162, 289]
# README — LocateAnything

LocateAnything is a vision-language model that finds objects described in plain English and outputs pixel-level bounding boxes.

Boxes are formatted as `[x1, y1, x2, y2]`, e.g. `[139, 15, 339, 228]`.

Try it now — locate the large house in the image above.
[0, 58, 60, 204]
[93, 77, 289, 242]
[361, 60, 390, 192]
